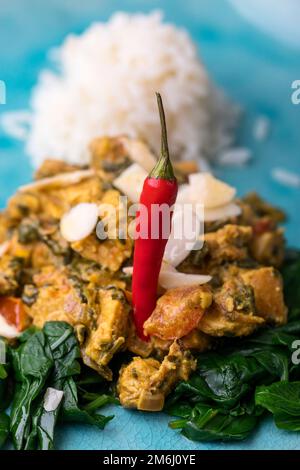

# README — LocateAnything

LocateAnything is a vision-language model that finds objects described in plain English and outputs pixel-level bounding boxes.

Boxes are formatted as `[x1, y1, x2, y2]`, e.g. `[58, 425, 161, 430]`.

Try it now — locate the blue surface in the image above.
[1, 0, 300, 450]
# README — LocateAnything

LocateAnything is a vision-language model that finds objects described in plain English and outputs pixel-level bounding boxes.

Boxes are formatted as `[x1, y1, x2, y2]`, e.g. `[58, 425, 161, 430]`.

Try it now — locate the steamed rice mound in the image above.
[26, 11, 238, 167]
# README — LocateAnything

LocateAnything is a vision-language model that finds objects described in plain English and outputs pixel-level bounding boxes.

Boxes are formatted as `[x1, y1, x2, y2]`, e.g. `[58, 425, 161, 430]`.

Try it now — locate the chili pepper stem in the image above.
[149, 93, 175, 181]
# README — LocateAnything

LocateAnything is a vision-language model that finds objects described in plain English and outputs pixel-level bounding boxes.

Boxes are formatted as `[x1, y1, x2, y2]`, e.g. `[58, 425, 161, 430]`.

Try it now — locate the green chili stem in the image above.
[149, 92, 175, 180]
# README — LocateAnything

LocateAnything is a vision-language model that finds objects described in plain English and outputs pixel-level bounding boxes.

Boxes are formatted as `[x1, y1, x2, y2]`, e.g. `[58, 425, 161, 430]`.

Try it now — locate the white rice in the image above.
[217, 147, 252, 166]
[271, 168, 300, 188]
[1, 11, 239, 167]
[253, 116, 270, 142]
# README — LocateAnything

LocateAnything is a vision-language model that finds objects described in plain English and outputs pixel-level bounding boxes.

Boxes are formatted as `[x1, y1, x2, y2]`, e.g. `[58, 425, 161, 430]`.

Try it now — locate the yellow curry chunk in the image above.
[240, 267, 287, 325]
[118, 341, 196, 411]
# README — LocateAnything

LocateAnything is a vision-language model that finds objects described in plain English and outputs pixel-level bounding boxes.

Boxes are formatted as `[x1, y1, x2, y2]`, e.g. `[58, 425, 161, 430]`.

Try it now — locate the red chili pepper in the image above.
[132, 93, 178, 340]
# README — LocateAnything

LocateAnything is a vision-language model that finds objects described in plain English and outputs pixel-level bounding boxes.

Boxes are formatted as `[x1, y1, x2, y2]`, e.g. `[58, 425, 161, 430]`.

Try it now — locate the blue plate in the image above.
[1, 0, 300, 450]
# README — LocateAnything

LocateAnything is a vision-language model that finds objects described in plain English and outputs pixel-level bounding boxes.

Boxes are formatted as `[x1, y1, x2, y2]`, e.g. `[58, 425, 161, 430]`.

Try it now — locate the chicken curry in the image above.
[0, 136, 287, 412]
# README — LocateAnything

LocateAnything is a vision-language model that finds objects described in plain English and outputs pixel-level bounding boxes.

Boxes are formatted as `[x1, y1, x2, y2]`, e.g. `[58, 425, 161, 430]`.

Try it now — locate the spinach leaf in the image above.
[256, 381, 300, 415]
[24, 322, 80, 450]
[170, 403, 257, 442]
[0, 413, 10, 448]
[62, 377, 113, 429]
[0, 364, 8, 409]
[10, 322, 114, 450]
[166, 250, 300, 442]
[10, 331, 53, 449]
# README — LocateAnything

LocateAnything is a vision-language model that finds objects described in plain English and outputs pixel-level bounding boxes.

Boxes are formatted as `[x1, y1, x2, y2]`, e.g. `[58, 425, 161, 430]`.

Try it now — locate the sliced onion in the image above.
[175, 184, 191, 204]
[0, 314, 20, 339]
[113, 163, 147, 203]
[60, 202, 99, 242]
[205, 202, 242, 222]
[123, 262, 210, 289]
[43, 387, 64, 412]
[122, 266, 134, 276]
[120, 137, 157, 173]
[159, 271, 211, 289]
[163, 205, 202, 267]
[189, 172, 236, 209]
[19, 169, 95, 193]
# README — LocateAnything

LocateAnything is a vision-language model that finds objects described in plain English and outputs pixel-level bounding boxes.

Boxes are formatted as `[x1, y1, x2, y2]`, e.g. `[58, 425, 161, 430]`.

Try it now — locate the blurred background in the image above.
[0, 0, 299, 248]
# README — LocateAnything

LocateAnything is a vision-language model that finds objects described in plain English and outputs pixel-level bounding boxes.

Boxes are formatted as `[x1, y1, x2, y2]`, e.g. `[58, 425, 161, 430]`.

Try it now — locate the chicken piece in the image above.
[240, 267, 287, 325]
[0, 212, 12, 243]
[71, 234, 132, 272]
[181, 329, 212, 352]
[0, 255, 23, 296]
[90, 136, 131, 176]
[181, 225, 254, 276]
[118, 341, 196, 411]
[90, 136, 157, 176]
[241, 192, 286, 225]
[126, 322, 154, 358]
[204, 225, 253, 266]
[7, 192, 41, 221]
[0, 228, 36, 295]
[34, 159, 82, 180]
[71, 189, 133, 272]
[118, 357, 160, 409]
[37, 175, 104, 220]
[250, 228, 285, 267]
[8, 175, 103, 221]
[199, 306, 264, 337]
[83, 287, 131, 369]
[144, 285, 213, 341]
[199, 279, 265, 337]
[70, 257, 126, 290]
[26, 267, 130, 379]
[150, 330, 212, 356]
[26, 267, 92, 327]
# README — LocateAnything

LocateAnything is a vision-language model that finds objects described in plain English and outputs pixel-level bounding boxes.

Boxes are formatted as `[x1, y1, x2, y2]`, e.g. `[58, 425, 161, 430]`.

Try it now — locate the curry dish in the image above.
[0, 136, 287, 412]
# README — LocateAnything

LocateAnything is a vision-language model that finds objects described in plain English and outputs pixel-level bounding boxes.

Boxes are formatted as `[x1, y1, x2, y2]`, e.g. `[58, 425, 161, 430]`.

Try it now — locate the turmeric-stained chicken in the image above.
[0, 135, 288, 410]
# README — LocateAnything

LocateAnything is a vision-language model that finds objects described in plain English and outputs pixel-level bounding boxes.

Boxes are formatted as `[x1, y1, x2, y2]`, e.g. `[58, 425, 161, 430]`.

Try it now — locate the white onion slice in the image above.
[43, 387, 64, 412]
[175, 184, 191, 204]
[163, 205, 203, 267]
[189, 172, 236, 209]
[19, 169, 95, 192]
[159, 271, 211, 289]
[120, 137, 157, 173]
[205, 202, 241, 222]
[113, 163, 147, 203]
[0, 315, 20, 339]
[60, 203, 99, 242]
[123, 262, 210, 289]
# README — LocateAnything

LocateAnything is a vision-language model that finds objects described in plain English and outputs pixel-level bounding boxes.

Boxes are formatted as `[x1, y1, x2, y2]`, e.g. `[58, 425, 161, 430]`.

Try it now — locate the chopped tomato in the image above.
[0, 297, 29, 331]
[144, 286, 211, 341]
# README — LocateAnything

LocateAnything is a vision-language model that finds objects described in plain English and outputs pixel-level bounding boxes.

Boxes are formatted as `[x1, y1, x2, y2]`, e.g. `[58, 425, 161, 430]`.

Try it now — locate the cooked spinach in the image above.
[10, 330, 53, 449]
[0, 351, 10, 449]
[0, 413, 10, 448]
[256, 381, 300, 431]
[166, 250, 300, 442]
[9, 322, 114, 450]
